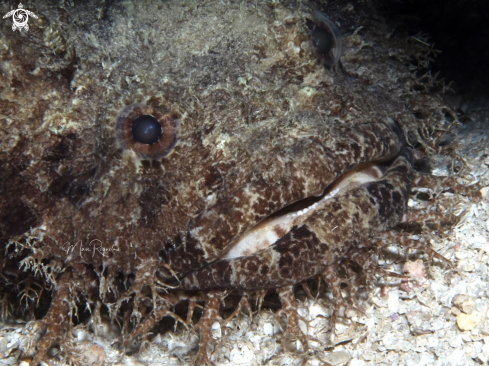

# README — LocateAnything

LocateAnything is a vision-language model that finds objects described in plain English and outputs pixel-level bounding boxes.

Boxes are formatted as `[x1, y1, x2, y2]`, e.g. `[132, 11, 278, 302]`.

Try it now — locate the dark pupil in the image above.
[312, 27, 333, 55]
[132, 115, 162, 144]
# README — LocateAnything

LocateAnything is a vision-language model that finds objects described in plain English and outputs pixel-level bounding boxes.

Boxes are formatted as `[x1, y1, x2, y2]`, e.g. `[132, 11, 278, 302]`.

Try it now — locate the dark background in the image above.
[377, 0, 489, 97]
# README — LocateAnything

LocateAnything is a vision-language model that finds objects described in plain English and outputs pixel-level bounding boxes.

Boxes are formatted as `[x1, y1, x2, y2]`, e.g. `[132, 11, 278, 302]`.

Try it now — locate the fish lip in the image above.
[165, 120, 403, 276]
[216, 161, 388, 262]
[163, 160, 391, 285]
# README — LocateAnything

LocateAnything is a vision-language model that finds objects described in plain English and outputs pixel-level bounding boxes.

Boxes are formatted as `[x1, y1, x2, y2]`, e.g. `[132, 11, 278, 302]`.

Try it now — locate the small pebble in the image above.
[456, 312, 480, 331]
[230, 345, 254, 364]
[400, 259, 426, 292]
[388, 291, 399, 313]
[451, 306, 461, 315]
[321, 350, 351, 365]
[349, 358, 366, 366]
[449, 334, 464, 348]
[452, 294, 475, 314]
[75, 342, 106, 366]
[263, 322, 275, 336]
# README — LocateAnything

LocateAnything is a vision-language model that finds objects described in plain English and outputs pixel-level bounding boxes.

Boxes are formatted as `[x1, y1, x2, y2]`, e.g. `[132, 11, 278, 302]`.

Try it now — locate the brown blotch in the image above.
[273, 225, 287, 238]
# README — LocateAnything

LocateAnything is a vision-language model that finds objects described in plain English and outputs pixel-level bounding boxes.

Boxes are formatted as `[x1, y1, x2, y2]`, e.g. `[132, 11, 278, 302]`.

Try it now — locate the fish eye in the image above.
[114, 104, 179, 160]
[132, 115, 162, 144]
[312, 27, 333, 55]
[309, 11, 342, 68]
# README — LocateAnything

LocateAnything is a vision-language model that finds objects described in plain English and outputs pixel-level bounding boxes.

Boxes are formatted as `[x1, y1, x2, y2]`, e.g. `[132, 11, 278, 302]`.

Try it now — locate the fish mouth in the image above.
[218, 161, 389, 261]
[160, 160, 391, 287]
[163, 120, 403, 276]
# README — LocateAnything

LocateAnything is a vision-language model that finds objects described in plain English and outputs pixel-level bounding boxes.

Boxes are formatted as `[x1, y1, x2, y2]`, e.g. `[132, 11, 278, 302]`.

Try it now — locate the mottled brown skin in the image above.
[169, 121, 403, 274]
[0, 0, 478, 364]
[179, 147, 413, 290]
